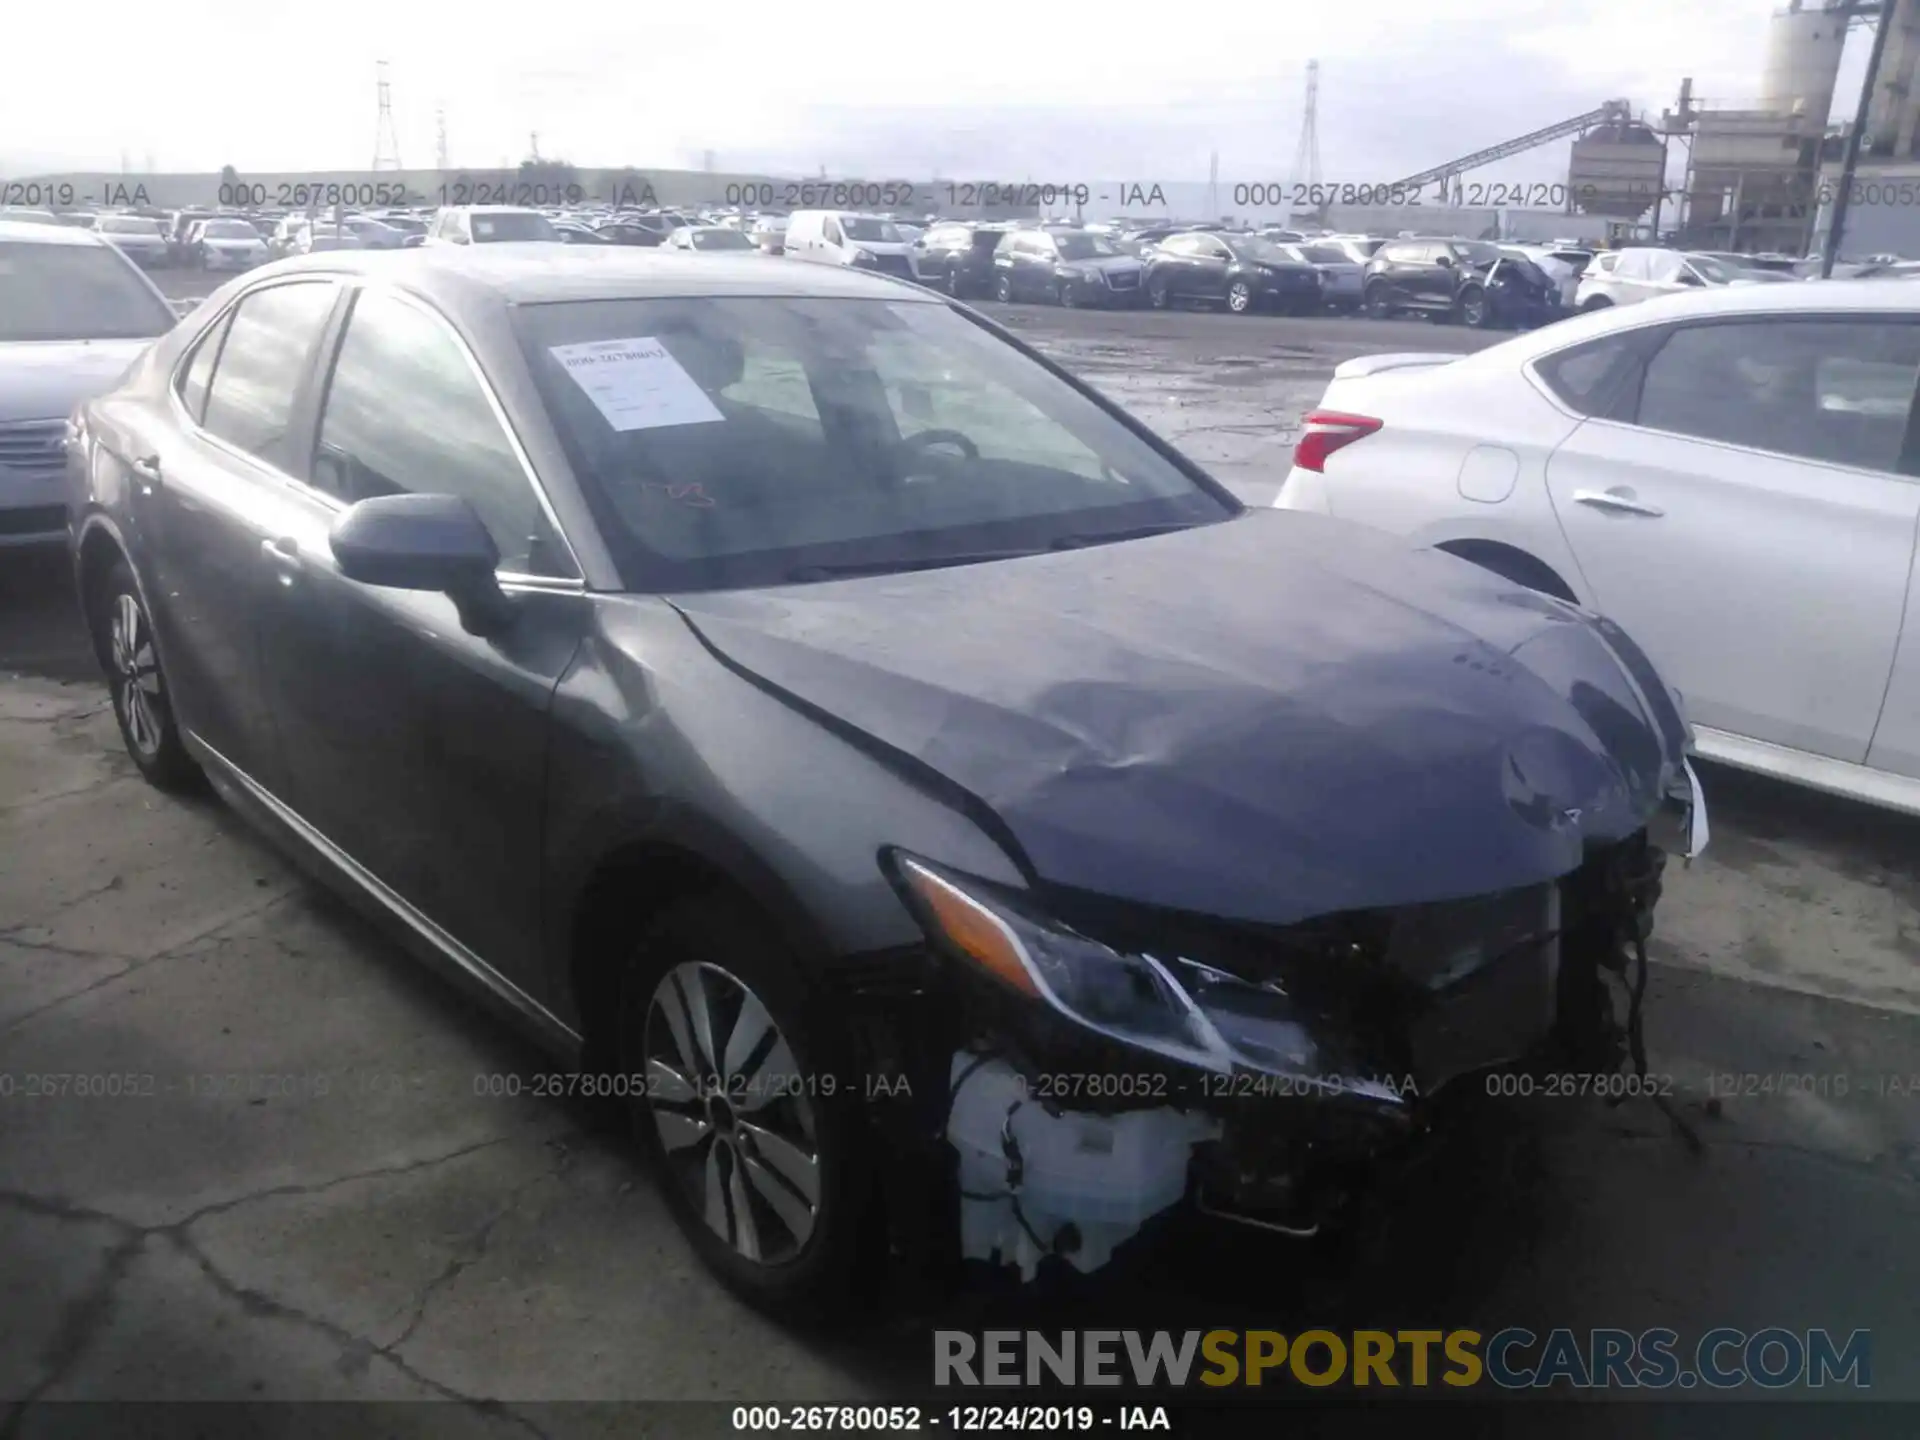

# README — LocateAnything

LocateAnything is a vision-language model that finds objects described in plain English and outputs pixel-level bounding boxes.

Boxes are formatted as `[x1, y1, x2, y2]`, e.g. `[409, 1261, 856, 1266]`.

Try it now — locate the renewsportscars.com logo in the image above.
[933, 1328, 1872, 1390]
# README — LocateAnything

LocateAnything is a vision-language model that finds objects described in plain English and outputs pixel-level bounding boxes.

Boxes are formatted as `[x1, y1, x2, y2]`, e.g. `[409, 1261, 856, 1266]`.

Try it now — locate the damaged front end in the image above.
[879, 771, 1704, 1281]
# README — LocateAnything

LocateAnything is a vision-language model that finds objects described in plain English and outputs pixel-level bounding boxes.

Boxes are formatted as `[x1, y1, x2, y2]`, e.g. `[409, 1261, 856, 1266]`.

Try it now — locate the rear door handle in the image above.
[260, 536, 303, 581]
[1572, 487, 1664, 518]
[130, 455, 163, 492]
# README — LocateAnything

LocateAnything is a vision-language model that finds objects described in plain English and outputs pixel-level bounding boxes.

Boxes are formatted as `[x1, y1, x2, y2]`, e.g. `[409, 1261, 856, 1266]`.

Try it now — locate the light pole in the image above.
[1824, 0, 1895, 277]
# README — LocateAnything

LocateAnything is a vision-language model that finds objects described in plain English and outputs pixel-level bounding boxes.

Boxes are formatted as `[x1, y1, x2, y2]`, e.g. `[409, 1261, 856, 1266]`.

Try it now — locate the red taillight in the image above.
[1293, 410, 1382, 473]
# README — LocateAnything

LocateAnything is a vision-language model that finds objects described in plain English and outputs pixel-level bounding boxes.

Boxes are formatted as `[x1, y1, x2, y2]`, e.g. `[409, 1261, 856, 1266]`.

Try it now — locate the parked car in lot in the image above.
[551, 219, 605, 245]
[1145, 231, 1322, 314]
[1275, 279, 1920, 816]
[0, 207, 60, 227]
[785, 211, 920, 281]
[1363, 238, 1558, 328]
[911, 221, 1008, 298]
[1575, 248, 1788, 311]
[594, 218, 674, 247]
[426, 206, 560, 246]
[1503, 244, 1593, 309]
[989, 228, 1144, 307]
[1278, 241, 1365, 312]
[665, 226, 763, 254]
[748, 215, 789, 255]
[64, 243, 1700, 1313]
[192, 217, 271, 272]
[94, 214, 170, 268]
[338, 216, 411, 251]
[1, 220, 175, 546]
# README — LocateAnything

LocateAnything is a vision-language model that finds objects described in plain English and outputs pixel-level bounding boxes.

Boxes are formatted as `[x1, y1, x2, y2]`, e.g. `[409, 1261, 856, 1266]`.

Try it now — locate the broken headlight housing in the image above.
[890, 853, 1235, 1075]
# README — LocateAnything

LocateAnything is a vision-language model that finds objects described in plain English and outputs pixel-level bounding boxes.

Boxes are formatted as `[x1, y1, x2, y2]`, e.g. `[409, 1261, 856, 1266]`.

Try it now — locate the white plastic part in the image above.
[945, 1053, 1222, 1282]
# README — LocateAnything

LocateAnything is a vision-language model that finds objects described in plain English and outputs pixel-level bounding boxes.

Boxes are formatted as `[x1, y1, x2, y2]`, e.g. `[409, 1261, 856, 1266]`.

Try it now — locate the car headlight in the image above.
[851, 247, 877, 266]
[892, 854, 1233, 1072]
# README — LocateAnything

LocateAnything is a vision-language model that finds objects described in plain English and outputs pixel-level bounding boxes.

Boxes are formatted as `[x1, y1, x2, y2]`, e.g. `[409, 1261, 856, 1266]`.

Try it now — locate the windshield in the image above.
[0, 209, 58, 225]
[1299, 245, 1348, 264]
[1222, 237, 1296, 264]
[691, 228, 756, 250]
[840, 216, 903, 243]
[0, 241, 175, 342]
[98, 217, 162, 235]
[1451, 240, 1503, 265]
[514, 296, 1233, 591]
[204, 221, 256, 238]
[1054, 233, 1123, 260]
[471, 211, 559, 242]
[1685, 254, 1745, 284]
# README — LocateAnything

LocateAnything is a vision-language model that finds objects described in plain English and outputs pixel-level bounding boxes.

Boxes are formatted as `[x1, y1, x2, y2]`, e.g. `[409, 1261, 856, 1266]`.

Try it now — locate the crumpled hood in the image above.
[0, 339, 154, 425]
[671, 510, 1691, 927]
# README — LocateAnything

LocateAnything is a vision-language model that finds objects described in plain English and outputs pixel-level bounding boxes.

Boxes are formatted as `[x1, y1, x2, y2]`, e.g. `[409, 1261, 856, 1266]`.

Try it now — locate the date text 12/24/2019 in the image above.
[730, 1405, 1172, 1432]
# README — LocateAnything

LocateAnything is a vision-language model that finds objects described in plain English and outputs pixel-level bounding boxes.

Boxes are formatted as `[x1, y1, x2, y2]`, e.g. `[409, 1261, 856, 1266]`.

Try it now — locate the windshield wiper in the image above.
[785, 549, 1045, 582]
[1047, 521, 1200, 550]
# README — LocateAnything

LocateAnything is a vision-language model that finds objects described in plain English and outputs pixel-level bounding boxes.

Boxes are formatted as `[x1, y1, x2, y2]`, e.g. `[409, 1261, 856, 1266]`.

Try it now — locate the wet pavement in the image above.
[3, 298, 1919, 1432]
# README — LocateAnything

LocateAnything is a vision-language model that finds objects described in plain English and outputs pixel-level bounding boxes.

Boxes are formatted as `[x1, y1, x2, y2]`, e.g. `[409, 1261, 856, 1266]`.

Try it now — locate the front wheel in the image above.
[946, 266, 966, 298]
[1456, 285, 1491, 328]
[1056, 280, 1078, 308]
[1226, 279, 1253, 314]
[618, 900, 878, 1318]
[1580, 295, 1613, 312]
[993, 272, 1013, 303]
[1147, 274, 1171, 310]
[92, 556, 198, 791]
[1363, 280, 1392, 319]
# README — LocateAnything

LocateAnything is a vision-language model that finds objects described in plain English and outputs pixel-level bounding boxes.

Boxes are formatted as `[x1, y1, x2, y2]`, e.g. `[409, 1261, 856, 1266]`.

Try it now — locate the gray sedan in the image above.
[65, 244, 1700, 1315]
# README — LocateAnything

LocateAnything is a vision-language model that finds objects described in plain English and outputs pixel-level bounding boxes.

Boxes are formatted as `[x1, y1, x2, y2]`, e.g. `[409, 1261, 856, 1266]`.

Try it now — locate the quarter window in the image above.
[1633, 319, 1920, 473]
[1534, 334, 1645, 418]
[198, 281, 338, 470]
[312, 290, 572, 577]
[174, 310, 234, 424]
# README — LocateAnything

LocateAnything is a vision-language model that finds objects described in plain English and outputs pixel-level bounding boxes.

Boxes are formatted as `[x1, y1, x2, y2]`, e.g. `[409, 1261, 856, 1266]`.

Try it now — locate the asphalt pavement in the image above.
[3, 289, 1918, 1431]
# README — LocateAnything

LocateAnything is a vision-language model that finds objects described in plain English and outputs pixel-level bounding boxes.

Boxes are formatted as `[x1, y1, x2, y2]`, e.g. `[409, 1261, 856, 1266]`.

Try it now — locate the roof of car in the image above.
[0, 219, 109, 246]
[263, 243, 942, 306]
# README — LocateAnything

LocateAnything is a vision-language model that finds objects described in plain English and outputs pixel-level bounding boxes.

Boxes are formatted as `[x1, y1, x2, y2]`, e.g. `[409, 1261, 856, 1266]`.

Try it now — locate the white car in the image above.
[192, 217, 270, 271]
[1574, 248, 1791, 311]
[1274, 281, 1920, 816]
[664, 225, 765, 254]
[93, 214, 170, 267]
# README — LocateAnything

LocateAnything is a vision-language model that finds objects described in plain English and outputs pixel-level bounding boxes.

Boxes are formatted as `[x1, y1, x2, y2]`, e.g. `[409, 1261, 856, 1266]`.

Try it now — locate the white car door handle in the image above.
[1572, 488, 1664, 518]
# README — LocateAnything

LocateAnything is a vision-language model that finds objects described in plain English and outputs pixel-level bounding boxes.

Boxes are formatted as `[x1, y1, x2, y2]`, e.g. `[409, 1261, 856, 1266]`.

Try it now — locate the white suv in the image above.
[1575, 248, 1787, 311]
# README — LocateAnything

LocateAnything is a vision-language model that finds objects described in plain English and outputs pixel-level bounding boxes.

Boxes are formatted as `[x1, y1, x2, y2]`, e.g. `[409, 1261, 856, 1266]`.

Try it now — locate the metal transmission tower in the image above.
[1292, 59, 1323, 199]
[372, 61, 403, 171]
[435, 108, 448, 170]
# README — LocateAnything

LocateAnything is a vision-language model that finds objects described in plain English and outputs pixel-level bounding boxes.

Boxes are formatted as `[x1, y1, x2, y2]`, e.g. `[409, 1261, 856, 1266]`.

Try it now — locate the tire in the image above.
[92, 556, 199, 791]
[1057, 280, 1078, 308]
[618, 899, 878, 1318]
[1363, 280, 1392, 319]
[1148, 274, 1171, 310]
[1580, 295, 1613, 312]
[946, 266, 965, 299]
[1226, 280, 1253, 314]
[1456, 285, 1491, 329]
[993, 273, 1013, 303]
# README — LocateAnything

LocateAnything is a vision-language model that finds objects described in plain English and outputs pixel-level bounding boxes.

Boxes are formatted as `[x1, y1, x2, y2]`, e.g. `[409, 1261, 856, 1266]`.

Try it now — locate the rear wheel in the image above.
[993, 273, 1013, 303]
[1057, 280, 1078, 308]
[946, 266, 966, 298]
[618, 901, 877, 1318]
[92, 556, 198, 791]
[1363, 279, 1392, 319]
[1456, 285, 1490, 328]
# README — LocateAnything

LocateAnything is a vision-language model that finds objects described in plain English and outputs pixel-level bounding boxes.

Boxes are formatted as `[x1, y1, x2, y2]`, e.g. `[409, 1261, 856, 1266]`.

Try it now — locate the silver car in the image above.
[94, 214, 170, 268]
[193, 217, 271, 272]
[1281, 241, 1365, 312]
[0, 220, 175, 546]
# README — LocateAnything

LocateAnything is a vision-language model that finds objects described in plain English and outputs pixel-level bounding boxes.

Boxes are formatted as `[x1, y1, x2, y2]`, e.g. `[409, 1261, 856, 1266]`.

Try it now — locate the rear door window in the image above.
[1630, 318, 1920, 473]
[198, 281, 338, 471]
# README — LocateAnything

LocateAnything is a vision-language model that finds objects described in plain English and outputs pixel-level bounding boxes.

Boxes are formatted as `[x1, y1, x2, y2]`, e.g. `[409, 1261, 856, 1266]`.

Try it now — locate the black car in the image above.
[1363, 238, 1557, 328]
[1144, 231, 1322, 314]
[594, 215, 685, 247]
[65, 245, 1702, 1316]
[988, 228, 1145, 307]
[912, 221, 1009, 298]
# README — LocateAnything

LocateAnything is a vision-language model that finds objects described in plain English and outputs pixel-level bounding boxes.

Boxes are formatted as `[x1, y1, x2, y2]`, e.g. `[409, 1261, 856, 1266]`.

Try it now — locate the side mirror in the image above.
[1435, 253, 1454, 267]
[1675, 271, 1703, 286]
[329, 493, 514, 635]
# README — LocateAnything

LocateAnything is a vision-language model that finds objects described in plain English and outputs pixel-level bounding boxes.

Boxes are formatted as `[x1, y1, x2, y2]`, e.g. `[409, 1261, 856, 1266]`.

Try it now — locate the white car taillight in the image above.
[1293, 411, 1382, 472]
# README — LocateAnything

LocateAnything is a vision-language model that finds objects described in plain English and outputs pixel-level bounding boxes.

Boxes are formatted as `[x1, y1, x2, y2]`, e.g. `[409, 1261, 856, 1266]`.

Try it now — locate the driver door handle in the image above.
[130, 455, 163, 492]
[1572, 487, 1664, 518]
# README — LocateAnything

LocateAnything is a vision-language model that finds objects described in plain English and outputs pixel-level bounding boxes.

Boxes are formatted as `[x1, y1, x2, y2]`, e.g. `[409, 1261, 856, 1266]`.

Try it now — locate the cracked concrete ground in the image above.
[4, 307, 1920, 1432]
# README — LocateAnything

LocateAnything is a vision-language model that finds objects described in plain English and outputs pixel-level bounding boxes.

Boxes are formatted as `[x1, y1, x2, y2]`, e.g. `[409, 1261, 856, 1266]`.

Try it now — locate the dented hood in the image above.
[670, 510, 1691, 927]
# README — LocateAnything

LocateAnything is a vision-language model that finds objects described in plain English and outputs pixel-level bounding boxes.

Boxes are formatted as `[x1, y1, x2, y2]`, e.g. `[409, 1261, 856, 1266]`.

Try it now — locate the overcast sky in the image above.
[1, 0, 1876, 181]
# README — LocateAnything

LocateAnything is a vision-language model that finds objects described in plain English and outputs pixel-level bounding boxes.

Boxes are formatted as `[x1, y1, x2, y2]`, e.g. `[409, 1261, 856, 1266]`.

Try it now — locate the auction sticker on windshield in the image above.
[549, 337, 725, 432]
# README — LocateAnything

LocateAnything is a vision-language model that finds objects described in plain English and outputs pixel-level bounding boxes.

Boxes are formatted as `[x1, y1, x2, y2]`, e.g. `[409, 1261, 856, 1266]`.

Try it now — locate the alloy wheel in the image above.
[1227, 281, 1252, 313]
[643, 961, 822, 1265]
[110, 592, 164, 759]
[1148, 277, 1169, 309]
[1461, 289, 1488, 327]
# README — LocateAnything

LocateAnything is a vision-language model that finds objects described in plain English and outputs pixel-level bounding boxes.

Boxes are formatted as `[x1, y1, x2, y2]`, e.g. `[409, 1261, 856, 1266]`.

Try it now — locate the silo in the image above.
[1758, 1, 1849, 129]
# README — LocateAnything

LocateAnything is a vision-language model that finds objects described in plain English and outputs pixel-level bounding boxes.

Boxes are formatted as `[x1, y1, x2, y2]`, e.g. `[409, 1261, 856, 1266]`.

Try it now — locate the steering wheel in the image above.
[903, 428, 980, 461]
